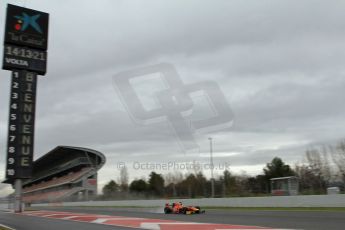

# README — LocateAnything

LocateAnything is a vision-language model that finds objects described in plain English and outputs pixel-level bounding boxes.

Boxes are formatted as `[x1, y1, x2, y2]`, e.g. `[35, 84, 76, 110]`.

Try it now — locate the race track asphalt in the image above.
[1, 206, 345, 230]
[0, 210, 137, 230]
[27, 206, 345, 230]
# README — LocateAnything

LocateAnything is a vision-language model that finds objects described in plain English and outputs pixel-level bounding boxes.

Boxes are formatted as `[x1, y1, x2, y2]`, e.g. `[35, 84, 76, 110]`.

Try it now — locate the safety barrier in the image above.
[32, 194, 345, 207]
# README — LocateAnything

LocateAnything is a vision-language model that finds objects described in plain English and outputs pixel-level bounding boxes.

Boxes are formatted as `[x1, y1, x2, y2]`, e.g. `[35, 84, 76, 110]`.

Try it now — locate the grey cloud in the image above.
[1, 1, 345, 194]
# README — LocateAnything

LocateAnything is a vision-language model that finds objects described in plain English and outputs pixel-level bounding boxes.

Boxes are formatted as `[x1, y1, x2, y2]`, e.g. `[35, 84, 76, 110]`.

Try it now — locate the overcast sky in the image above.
[1, 0, 345, 196]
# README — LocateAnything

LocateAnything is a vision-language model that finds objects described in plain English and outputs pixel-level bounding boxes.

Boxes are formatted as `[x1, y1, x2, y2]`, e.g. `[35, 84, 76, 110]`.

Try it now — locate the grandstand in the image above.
[5, 146, 105, 204]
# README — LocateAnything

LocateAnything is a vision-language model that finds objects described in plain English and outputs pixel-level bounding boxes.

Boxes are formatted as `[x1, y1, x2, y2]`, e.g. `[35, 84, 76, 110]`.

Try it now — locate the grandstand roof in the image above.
[3, 146, 106, 184]
[33, 145, 106, 170]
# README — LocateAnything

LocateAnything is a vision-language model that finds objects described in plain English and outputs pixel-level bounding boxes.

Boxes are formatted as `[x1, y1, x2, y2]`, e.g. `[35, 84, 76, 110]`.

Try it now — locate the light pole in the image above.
[208, 137, 215, 198]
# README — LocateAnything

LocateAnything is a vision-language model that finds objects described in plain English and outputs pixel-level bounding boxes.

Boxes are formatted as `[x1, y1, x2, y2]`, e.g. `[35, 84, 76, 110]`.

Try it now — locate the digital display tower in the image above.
[2, 4, 49, 213]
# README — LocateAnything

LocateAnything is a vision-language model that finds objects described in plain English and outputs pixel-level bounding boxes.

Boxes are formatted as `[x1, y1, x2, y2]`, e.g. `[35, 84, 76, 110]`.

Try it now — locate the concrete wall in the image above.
[0, 203, 9, 210]
[33, 194, 345, 208]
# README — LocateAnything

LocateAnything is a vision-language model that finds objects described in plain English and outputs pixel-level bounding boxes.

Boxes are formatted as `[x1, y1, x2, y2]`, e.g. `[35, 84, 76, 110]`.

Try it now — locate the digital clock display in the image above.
[5, 45, 46, 61]
[2, 44, 47, 75]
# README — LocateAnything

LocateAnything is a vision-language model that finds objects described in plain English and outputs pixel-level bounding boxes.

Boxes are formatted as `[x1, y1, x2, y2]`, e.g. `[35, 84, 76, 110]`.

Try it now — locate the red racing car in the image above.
[164, 202, 205, 214]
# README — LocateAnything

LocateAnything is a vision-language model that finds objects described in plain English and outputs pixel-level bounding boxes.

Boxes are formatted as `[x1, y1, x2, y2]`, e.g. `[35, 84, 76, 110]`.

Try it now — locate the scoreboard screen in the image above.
[3, 44, 47, 75]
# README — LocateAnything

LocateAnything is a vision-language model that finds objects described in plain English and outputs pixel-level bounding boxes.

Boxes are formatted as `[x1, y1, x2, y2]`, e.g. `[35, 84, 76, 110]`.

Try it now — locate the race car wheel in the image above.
[164, 207, 172, 214]
[181, 207, 188, 214]
[195, 206, 201, 214]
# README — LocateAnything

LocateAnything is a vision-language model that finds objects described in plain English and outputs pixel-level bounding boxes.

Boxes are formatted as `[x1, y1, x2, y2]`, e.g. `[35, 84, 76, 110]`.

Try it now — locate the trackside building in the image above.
[3, 146, 106, 204]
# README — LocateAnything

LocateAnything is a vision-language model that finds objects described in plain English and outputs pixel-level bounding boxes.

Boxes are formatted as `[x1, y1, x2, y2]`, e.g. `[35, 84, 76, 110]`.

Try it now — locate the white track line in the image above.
[141, 222, 208, 230]
[140, 222, 299, 230]
[0, 224, 16, 230]
[92, 217, 145, 224]
[62, 216, 83, 220]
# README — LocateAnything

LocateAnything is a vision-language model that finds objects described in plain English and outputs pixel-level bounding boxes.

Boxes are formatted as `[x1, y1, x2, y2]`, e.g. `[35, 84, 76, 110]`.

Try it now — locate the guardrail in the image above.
[32, 194, 345, 208]
[0, 203, 11, 211]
